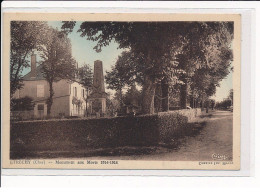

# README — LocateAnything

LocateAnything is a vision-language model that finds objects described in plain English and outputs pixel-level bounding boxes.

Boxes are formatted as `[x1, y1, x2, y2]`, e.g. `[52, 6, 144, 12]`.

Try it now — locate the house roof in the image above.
[23, 65, 45, 81]
[22, 65, 79, 85]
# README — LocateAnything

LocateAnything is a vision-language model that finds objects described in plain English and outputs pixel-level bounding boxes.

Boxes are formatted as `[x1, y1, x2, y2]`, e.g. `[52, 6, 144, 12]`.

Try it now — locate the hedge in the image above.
[10, 112, 189, 158]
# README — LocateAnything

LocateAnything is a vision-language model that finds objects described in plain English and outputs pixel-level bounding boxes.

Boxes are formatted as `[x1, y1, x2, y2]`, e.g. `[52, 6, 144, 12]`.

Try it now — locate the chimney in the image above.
[31, 52, 36, 78]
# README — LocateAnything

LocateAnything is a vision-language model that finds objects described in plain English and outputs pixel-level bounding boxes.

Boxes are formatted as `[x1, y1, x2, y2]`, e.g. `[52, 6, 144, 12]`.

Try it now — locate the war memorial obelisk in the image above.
[88, 60, 106, 117]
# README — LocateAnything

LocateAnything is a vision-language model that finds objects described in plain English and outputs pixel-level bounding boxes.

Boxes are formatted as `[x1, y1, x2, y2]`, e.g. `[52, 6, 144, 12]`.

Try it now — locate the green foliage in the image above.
[37, 28, 76, 115]
[61, 21, 76, 34]
[10, 21, 49, 97]
[189, 22, 234, 100]
[11, 111, 190, 157]
[158, 112, 188, 142]
[112, 90, 124, 112]
[229, 89, 233, 101]
[63, 22, 185, 81]
[105, 50, 145, 97]
[123, 84, 142, 107]
[215, 89, 233, 109]
[62, 21, 234, 114]
[77, 63, 93, 90]
[215, 99, 232, 110]
[105, 65, 125, 91]
[11, 96, 35, 111]
[38, 28, 76, 82]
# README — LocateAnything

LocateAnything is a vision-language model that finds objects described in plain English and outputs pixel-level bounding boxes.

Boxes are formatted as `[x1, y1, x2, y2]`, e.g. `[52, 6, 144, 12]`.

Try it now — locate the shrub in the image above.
[158, 112, 188, 142]
[10, 111, 190, 158]
[11, 96, 35, 111]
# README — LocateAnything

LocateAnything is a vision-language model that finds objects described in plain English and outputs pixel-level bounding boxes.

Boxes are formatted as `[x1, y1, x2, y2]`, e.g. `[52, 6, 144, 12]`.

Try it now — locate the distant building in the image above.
[13, 53, 87, 118]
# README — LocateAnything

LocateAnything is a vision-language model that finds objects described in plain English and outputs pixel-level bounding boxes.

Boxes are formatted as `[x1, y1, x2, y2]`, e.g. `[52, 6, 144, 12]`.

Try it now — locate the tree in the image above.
[77, 63, 93, 95]
[105, 65, 126, 109]
[229, 89, 233, 101]
[176, 22, 233, 111]
[209, 99, 216, 110]
[105, 51, 145, 110]
[112, 90, 125, 113]
[229, 89, 233, 106]
[77, 63, 93, 113]
[62, 21, 233, 114]
[175, 22, 234, 109]
[62, 21, 186, 114]
[123, 84, 142, 107]
[215, 99, 231, 110]
[38, 28, 76, 116]
[10, 21, 49, 97]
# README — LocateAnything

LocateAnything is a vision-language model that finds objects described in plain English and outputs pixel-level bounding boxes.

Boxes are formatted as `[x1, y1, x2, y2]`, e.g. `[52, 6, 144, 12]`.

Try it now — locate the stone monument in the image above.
[88, 60, 107, 117]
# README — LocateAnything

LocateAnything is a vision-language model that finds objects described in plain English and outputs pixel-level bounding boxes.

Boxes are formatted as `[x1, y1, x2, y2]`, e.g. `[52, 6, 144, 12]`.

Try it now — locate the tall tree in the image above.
[77, 63, 93, 113]
[174, 22, 234, 109]
[62, 21, 184, 114]
[105, 51, 145, 111]
[10, 21, 49, 97]
[123, 84, 142, 107]
[105, 65, 126, 109]
[38, 28, 76, 116]
[77, 63, 93, 94]
[62, 21, 233, 114]
[229, 89, 233, 106]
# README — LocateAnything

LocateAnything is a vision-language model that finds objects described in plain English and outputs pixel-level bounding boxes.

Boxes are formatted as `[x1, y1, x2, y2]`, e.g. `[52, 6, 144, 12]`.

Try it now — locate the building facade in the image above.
[13, 54, 87, 118]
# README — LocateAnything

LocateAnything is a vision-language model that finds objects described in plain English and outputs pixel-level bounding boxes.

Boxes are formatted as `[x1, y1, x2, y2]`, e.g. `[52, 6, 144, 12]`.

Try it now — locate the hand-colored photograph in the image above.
[2, 13, 241, 169]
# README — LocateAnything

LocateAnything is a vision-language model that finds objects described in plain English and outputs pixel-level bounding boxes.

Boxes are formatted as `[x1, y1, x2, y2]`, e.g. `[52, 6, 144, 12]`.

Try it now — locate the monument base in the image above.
[88, 98, 106, 117]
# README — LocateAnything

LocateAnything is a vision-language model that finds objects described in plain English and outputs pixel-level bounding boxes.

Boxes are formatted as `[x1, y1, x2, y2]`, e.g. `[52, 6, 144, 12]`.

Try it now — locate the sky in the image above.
[23, 21, 232, 102]
[212, 70, 232, 102]
[48, 21, 124, 73]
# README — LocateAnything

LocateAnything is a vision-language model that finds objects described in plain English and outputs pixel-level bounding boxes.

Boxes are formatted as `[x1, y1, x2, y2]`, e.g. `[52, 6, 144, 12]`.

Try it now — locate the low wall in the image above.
[172, 108, 202, 121]
[10, 109, 200, 158]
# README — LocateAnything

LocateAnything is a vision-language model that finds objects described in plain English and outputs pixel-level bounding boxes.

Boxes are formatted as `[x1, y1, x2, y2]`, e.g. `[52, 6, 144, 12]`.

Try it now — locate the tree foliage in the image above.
[10, 21, 49, 97]
[229, 89, 233, 101]
[77, 63, 93, 90]
[38, 28, 76, 115]
[11, 96, 35, 111]
[123, 84, 142, 107]
[105, 50, 145, 92]
[62, 21, 234, 114]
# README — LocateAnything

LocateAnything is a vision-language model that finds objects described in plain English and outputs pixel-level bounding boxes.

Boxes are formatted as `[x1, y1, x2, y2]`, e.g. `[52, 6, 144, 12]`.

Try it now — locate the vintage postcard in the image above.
[2, 12, 241, 170]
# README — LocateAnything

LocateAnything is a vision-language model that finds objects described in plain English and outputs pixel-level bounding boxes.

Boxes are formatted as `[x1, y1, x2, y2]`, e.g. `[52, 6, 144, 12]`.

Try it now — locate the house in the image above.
[13, 53, 87, 118]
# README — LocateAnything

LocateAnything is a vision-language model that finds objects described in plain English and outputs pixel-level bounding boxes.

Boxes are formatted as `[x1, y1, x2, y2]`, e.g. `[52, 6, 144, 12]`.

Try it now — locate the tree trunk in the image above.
[47, 81, 54, 116]
[85, 88, 89, 116]
[142, 75, 156, 114]
[161, 78, 169, 112]
[201, 95, 205, 111]
[10, 58, 22, 98]
[10, 51, 30, 98]
[206, 101, 209, 113]
[180, 83, 187, 109]
[154, 83, 162, 113]
[190, 96, 194, 108]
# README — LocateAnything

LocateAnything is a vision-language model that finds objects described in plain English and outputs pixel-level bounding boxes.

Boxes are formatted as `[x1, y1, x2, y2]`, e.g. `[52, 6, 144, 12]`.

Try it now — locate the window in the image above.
[38, 104, 44, 110]
[37, 85, 44, 97]
[82, 89, 85, 98]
